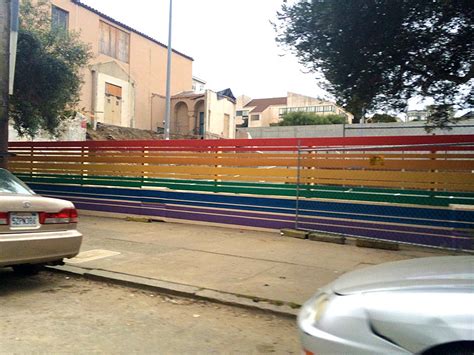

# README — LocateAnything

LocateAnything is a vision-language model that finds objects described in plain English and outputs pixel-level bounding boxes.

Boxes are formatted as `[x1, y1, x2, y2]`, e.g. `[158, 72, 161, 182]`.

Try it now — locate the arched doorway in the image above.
[173, 101, 189, 136]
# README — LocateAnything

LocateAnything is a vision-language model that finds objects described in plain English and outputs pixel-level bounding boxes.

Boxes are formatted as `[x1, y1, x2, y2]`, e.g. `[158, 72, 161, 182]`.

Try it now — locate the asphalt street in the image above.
[0, 269, 299, 354]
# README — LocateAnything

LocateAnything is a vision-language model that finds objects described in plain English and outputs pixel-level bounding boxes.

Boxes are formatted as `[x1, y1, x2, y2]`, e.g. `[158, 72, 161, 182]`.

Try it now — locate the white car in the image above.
[298, 256, 474, 354]
[0, 168, 82, 274]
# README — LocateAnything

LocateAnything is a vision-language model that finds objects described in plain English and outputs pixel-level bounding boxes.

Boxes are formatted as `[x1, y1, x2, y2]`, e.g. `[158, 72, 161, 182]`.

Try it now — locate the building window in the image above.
[105, 82, 122, 98]
[250, 114, 260, 121]
[236, 110, 249, 117]
[52, 6, 69, 31]
[100, 21, 130, 63]
[279, 105, 338, 115]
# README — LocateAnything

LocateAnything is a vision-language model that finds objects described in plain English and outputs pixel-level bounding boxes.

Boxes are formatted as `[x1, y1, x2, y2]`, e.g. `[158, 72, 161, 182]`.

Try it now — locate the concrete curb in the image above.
[47, 265, 299, 319]
[280, 229, 308, 239]
[356, 239, 400, 251]
[308, 231, 346, 245]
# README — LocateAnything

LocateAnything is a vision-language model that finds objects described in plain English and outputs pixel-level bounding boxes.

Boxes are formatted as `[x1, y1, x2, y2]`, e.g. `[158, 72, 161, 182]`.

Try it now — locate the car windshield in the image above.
[0, 169, 34, 195]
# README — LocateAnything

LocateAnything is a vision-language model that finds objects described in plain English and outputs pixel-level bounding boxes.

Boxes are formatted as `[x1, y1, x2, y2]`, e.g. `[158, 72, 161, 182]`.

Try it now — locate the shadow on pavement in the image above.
[0, 269, 53, 297]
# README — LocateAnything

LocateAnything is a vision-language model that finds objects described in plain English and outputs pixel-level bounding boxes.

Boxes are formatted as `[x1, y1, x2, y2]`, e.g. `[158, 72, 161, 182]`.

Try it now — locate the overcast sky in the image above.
[80, 0, 330, 100]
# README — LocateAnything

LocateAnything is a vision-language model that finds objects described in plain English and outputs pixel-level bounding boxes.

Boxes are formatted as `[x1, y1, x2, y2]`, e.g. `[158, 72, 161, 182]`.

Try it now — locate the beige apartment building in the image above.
[236, 92, 353, 128]
[49, 0, 193, 131]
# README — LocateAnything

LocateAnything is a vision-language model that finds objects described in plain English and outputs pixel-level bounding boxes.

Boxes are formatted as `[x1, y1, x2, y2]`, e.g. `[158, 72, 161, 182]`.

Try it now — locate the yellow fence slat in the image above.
[8, 162, 298, 178]
[301, 168, 473, 184]
[302, 158, 474, 170]
[10, 154, 474, 171]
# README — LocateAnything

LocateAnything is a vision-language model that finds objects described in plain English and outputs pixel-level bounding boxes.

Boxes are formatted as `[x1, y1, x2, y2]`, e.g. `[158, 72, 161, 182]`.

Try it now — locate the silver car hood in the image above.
[333, 256, 474, 295]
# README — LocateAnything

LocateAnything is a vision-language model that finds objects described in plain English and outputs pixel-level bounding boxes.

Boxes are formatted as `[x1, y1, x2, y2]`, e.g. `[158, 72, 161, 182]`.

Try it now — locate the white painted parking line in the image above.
[67, 249, 121, 264]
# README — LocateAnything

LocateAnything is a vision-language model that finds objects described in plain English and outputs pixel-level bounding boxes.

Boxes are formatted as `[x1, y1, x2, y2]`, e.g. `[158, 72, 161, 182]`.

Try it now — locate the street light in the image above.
[163, 0, 173, 140]
[9, 0, 19, 95]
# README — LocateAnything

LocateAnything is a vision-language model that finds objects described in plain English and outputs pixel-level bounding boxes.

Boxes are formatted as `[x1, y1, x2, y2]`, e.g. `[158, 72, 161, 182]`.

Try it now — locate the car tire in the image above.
[12, 264, 43, 276]
[424, 341, 474, 355]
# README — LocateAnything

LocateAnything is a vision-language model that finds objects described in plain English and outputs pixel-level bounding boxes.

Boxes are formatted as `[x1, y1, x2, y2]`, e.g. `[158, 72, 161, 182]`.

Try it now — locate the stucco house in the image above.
[49, 0, 194, 131]
[236, 92, 353, 128]
[171, 89, 236, 139]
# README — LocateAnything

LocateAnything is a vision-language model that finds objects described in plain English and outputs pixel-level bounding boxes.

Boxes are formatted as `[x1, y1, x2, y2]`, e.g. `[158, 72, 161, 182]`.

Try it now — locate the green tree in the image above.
[9, 0, 91, 137]
[276, 112, 346, 126]
[369, 114, 399, 123]
[275, 0, 473, 127]
[425, 104, 455, 131]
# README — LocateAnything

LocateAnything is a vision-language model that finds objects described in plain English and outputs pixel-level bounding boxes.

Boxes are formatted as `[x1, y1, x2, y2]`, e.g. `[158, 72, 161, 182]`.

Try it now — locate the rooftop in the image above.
[244, 97, 287, 113]
[172, 91, 205, 100]
[192, 76, 207, 84]
[71, 0, 193, 61]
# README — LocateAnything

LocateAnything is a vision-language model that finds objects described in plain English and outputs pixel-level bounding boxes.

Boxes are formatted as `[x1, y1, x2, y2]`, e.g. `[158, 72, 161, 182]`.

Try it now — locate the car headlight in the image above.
[300, 293, 330, 325]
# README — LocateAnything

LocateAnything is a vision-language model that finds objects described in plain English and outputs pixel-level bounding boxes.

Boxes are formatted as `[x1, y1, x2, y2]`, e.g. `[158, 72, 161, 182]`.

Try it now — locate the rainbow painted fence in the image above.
[8, 135, 474, 250]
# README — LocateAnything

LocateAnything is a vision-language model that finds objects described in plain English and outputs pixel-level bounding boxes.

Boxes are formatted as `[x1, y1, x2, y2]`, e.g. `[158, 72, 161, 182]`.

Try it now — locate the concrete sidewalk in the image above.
[54, 215, 447, 316]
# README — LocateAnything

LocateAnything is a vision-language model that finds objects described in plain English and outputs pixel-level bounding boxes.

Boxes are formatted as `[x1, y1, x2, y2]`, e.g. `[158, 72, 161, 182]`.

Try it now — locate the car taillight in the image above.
[0, 212, 8, 225]
[69, 208, 78, 223]
[40, 208, 78, 224]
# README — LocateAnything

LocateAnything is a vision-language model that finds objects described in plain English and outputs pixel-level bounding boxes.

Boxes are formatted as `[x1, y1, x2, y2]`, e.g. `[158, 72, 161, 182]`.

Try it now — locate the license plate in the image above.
[10, 213, 39, 229]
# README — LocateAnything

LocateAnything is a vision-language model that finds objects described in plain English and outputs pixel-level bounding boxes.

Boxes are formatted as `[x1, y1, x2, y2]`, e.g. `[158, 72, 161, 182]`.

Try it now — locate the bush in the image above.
[369, 114, 399, 123]
[277, 112, 346, 126]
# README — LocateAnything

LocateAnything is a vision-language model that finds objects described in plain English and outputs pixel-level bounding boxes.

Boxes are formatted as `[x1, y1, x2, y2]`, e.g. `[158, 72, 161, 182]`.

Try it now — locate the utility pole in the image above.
[163, 0, 173, 140]
[0, 0, 11, 169]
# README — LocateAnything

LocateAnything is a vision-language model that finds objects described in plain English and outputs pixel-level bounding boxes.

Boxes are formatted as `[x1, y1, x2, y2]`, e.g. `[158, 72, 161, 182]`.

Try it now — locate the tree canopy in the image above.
[369, 113, 399, 123]
[276, 112, 346, 126]
[275, 0, 473, 127]
[9, 0, 91, 137]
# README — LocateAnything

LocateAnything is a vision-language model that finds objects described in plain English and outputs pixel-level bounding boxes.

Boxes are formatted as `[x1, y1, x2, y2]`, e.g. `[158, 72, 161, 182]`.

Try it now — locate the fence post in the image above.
[213, 144, 222, 193]
[80, 145, 85, 186]
[295, 140, 302, 230]
[29, 144, 33, 179]
[430, 148, 437, 194]
[142, 145, 146, 188]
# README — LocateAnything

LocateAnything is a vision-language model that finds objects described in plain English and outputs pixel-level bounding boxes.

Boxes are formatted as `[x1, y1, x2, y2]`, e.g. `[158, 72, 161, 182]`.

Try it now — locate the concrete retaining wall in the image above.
[8, 113, 87, 142]
[237, 120, 474, 139]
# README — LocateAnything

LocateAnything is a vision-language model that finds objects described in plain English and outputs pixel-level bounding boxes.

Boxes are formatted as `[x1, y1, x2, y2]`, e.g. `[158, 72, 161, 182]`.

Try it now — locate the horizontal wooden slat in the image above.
[10, 155, 474, 171]
[11, 150, 474, 159]
[9, 166, 473, 188]
[8, 134, 474, 149]
[9, 150, 474, 160]
[301, 168, 473, 184]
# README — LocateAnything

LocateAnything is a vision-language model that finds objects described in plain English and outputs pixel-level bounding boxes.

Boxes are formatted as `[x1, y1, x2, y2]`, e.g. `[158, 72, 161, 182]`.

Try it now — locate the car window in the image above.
[0, 169, 34, 195]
